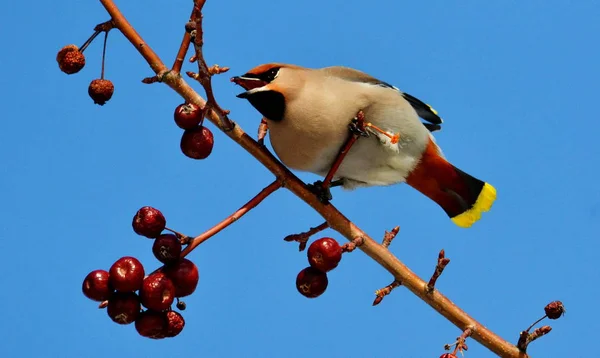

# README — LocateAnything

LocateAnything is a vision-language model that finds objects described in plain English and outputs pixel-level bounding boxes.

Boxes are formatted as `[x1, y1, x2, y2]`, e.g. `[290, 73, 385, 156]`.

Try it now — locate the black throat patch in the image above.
[245, 90, 285, 122]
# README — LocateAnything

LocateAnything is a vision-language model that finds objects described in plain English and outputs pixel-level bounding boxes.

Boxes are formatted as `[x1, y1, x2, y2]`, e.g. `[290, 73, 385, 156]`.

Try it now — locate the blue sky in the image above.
[1, 0, 598, 357]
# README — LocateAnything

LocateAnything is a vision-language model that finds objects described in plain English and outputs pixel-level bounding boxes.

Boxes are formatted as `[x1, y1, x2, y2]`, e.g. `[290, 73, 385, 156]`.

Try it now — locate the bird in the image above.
[231, 63, 496, 228]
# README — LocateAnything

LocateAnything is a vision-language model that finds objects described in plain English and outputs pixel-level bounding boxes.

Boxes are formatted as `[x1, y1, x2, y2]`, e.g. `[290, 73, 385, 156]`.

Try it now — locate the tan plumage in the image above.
[232, 64, 496, 227]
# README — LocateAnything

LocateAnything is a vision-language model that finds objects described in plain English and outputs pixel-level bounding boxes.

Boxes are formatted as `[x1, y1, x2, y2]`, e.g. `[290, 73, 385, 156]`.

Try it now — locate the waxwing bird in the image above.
[232, 64, 496, 228]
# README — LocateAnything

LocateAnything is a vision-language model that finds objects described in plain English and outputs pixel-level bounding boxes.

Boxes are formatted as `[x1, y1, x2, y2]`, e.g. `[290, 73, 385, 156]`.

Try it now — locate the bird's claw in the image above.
[349, 117, 369, 137]
[307, 180, 333, 204]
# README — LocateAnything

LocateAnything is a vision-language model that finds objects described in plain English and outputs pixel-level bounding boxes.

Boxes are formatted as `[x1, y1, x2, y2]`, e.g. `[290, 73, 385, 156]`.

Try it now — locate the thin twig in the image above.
[372, 280, 401, 306]
[257, 118, 268, 145]
[283, 222, 329, 251]
[171, 8, 197, 73]
[97, 2, 528, 356]
[382, 226, 400, 248]
[427, 249, 451, 293]
[517, 326, 552, 352]
[181, 180, 282, 256]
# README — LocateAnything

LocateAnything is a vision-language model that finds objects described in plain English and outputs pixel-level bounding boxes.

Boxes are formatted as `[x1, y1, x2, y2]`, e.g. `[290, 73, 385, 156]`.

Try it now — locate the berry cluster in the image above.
[57, 22, 115, 105]
[82, 206, 199, 339]
[174, 103, 214, 160]
[295, 238, 343, 298]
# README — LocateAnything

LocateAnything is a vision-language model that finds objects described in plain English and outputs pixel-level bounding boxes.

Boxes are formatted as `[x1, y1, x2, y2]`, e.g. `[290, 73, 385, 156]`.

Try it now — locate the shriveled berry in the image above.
[180, 126, 214, 159]
[140, 272, 176, 311]
[57, 45, 85, 74]
[132, 206, 166, 238]
[307, 237, 342, 272]
[174, 103, 204, 130]
[165, 310, 185, 337]
[440, 354, 457, 358]
[82, 269, 113, 301]
[152, 234, 182, 264]
[109, 256, 145, 292]
[135, 310, 167, 339]
[107, 292, 141, 325]
[296, 267, 328, 298]
[545, 301, 565, 319]
[163, 258, 199, 297]
[88, 79, 114, 105]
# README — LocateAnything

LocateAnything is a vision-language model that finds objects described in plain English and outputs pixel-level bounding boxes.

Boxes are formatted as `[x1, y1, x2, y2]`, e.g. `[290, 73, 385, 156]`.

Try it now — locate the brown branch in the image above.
[382, 226, 400, 248]
[171, 7, 197, 73]
[427, 249, 451, 293]
[97, 1, 529, 356]
[284, 221, 329, 251]
[372, 280, 401, 306]
[180, 180, 282, 257]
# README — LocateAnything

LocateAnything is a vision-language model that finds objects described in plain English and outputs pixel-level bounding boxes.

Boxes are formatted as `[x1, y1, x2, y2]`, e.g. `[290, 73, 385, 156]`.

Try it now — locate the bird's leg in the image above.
[308, 111, 366, 204]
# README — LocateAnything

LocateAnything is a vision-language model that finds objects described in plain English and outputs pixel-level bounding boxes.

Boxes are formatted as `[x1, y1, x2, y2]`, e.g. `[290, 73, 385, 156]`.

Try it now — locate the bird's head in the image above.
[231, 63, 304, 121]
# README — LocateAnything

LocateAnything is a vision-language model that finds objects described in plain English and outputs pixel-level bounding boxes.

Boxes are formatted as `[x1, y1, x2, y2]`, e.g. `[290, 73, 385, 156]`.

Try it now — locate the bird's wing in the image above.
[320, 66, 443, 129]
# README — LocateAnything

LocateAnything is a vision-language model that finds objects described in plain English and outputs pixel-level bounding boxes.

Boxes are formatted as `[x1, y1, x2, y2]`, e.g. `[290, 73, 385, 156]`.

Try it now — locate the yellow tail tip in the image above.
[451, 183, 497, 228]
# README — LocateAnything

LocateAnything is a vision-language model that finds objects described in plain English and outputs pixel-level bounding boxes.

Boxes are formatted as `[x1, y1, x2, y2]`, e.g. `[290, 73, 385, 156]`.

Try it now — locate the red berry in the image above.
[109, 256, 145, 292]
[307, 237, 342, 272]
[82, 269, 113, 302]
[88, 79, 114, 105]
[180, 126, 214, 159]
[107, 292, 141, 325]
[140, 272, 176, 311]
[132, 206, 166, 238]
[165, 310, 185, 337]
[174, 103, 204, 130]
[163, 258, 199, 297]
[440, 354, 457, 358]
[296, 267, 328, 298]
[152, 234, 182, 264]
[57, 45, 85, 74]
[135, 310, 167, 339]
[545, 301, 565, 319]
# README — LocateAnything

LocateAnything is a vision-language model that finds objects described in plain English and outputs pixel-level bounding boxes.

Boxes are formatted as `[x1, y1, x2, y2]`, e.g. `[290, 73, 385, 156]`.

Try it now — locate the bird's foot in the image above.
[349, 111, 369, 137]
[307, 180, 333, 204]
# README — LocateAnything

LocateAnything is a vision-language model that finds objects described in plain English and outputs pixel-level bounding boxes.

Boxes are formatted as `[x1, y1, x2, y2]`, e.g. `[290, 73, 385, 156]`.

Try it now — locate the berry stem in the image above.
[79, 30, 101, 53]
[101, 31, 109, 79]
[180, 180, 282, 256]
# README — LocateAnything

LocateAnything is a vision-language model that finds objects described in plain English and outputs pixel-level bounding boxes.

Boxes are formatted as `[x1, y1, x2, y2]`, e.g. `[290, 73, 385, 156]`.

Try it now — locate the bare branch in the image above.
[427, 249, 451, 293]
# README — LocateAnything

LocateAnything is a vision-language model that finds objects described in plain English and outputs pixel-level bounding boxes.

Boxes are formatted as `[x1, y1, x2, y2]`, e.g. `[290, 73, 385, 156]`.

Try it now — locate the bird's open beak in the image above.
[231, 76, 268, 98]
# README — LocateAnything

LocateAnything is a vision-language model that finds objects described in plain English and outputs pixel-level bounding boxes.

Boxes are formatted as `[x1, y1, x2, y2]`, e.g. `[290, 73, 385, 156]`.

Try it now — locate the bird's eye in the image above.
[259, 67, 280, 83]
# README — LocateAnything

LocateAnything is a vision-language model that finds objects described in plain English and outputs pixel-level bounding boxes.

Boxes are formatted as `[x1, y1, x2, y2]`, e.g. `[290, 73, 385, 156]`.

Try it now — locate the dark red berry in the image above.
[174, 103, 204, 130]
[440, 354, 457, 358]
[152, 234, 182, 264]
[307, 237, 342, 272]
[165, 310, 185, 337]
[88, 79, 114, 105]
[135, 310, 167, 339]
[132, 206, 166, 238]
[296, 267, 328, 298]
[545, 301, 565, 319]
[109, 256, 145, 292]
[107, 292, 141, 325]
[163, 259, 199, 297]
[82, 269, 113, 301]
[57, 45, 85, 74]
[180, 126, 214, 159]
[140, 272, 176, 311]
[176, 300, 186, 310]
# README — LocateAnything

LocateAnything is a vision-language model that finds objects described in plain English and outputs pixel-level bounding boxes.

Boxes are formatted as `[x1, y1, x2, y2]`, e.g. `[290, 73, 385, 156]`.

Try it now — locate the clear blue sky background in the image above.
[1, 1, 598, 357]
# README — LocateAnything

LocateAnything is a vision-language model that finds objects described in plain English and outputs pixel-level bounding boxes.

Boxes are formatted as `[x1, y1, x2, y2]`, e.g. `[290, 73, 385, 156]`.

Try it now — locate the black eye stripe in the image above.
[258, 67, 280, 83]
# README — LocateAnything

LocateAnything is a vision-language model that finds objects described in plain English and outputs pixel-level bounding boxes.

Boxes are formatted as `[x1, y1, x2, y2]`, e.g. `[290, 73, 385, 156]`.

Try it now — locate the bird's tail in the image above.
[406, 139, 496, 228]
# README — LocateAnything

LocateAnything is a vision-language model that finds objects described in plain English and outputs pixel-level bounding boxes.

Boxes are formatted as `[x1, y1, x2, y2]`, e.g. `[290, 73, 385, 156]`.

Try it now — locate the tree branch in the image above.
[98, 1, 528, 356]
